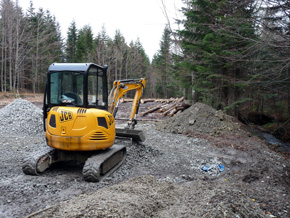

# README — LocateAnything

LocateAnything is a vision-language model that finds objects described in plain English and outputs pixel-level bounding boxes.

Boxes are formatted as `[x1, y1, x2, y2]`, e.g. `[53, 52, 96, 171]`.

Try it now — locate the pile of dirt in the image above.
[156, 102, 247, 136]
[34, 175, 267, 218]
[0, 99, 43, 135]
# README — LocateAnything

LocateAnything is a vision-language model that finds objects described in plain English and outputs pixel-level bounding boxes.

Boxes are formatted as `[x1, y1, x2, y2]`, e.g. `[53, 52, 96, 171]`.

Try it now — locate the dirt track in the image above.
[0, 99, 289, 218]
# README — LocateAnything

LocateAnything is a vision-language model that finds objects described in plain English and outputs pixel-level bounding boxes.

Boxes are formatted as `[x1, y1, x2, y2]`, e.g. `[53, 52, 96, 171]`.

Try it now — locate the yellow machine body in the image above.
[22, 63, 146, 182]
[46, 106, 115, 151]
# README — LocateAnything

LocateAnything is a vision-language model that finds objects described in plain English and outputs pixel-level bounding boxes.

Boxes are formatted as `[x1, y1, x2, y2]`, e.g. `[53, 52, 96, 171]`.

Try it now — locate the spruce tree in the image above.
[65, 20, 78, 62]
[75, 25, 94, 62]
[178, 0, 257, 114]
[25, 6, 63, 92]
[152, 26, 180, 98]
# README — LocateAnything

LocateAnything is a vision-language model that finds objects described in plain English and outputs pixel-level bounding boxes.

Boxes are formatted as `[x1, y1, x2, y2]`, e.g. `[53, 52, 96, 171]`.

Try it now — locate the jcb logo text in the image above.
[59, 110, 73, 122]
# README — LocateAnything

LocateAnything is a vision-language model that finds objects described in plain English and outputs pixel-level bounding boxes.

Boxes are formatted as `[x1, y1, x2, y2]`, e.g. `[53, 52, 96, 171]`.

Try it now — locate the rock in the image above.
[215, 110, 224, 121]
[189, 119, 196, 125]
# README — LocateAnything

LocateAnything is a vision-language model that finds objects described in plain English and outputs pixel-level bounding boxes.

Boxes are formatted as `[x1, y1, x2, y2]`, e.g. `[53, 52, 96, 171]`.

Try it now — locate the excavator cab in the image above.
[43, 63, 108, 119]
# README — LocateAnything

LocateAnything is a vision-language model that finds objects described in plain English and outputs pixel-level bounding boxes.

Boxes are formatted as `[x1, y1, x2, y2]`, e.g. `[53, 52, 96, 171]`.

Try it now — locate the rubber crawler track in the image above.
[83, 144, 126, 182]
[22, 146, 54, 175]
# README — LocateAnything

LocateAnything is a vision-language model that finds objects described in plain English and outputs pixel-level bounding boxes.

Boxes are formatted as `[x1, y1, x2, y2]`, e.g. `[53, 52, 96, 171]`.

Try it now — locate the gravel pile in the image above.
[0, 99, 43, 135]
[34, 175, 267, 218]
[156, 102, 246, 136]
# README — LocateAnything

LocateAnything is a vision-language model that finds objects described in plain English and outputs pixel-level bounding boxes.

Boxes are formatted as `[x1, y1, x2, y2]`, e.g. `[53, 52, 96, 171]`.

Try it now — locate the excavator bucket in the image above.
[115, 128, 145, 142]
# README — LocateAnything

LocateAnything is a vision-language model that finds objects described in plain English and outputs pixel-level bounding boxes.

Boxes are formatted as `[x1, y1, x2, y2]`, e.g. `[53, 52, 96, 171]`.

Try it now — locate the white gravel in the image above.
[0, 99, 43, 135]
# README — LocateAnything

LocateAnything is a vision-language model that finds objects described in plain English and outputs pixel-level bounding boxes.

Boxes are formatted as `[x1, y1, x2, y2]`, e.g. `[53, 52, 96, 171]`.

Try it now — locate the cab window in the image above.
[50, 72, 84, 105]
[88, 67, 105, 107]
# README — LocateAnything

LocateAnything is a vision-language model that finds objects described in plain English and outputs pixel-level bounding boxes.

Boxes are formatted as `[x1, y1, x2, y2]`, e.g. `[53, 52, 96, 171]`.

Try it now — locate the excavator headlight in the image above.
[97, 117, 108, 129]
[49, 114, 56, 128]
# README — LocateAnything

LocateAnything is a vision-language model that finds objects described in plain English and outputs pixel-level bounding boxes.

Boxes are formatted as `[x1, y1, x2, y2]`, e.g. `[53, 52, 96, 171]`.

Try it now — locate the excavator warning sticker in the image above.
[59, 109, 74, 123]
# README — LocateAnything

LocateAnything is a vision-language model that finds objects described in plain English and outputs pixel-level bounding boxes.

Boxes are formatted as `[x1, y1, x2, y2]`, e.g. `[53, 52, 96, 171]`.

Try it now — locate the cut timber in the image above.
[123, 96, 191, 118]
[157, 103, 170, 112]
[140, 99, 155, 104]
[161, 103, 175, 112]
[155, 99, 170, 103]
[120, 98, 134, 103]
[120, 98, 186, 104]
[177, 97, 185, 103]
[141, 105, 161, 116]
[168, 108, 178, 117]
[162, 104, 177, 116]
[175, 105, 184, 111]
[175, 110, 182, 116]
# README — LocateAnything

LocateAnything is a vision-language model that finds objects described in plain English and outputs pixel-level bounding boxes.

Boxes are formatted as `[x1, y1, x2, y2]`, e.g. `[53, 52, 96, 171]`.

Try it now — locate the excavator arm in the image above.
[108, 78, 146, 129]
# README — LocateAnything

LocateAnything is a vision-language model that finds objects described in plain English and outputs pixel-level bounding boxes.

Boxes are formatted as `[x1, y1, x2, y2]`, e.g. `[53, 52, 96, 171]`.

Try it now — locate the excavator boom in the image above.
[108, 78, 146, 142]
[109, 78, 146, 129]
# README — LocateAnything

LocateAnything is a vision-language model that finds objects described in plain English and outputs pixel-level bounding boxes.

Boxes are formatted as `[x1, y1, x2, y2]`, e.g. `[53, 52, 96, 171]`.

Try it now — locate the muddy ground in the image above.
[0, 97, 289, 218]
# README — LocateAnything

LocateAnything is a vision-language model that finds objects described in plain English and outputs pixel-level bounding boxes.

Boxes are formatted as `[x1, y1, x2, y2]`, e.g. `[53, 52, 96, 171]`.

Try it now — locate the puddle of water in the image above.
[261, 132, 290, 154]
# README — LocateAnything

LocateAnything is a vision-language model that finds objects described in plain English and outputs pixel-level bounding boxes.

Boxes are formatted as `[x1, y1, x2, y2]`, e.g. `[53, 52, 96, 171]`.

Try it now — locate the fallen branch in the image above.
[24, 206, 55, 218]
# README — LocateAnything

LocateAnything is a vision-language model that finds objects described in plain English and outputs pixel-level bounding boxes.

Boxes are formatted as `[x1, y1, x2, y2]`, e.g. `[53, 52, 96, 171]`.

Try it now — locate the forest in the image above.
[0, 0, 289, 124]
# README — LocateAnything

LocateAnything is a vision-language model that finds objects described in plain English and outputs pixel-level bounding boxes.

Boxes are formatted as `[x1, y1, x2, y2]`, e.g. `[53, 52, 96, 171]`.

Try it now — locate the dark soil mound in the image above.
[156, 102, 247, 136]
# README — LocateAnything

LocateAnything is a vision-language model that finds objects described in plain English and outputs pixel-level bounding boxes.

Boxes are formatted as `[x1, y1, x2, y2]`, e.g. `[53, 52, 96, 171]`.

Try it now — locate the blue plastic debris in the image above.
[201, 164, 225, 173]
[201, 165, 213, 172]
[218, 164, 224, 172]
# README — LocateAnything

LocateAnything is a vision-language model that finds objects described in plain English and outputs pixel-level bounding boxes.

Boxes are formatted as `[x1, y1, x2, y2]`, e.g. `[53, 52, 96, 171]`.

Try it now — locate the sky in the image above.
[18, 0, 184, 60]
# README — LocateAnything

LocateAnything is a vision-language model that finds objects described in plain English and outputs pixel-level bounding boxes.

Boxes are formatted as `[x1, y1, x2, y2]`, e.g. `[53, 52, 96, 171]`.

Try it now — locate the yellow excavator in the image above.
[22, 63, 145, 182]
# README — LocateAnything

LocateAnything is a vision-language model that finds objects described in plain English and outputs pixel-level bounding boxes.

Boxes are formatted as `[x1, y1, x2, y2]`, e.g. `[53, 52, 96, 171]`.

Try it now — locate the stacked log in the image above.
[121, 97, 185, 104]
[141, 105, 161, 116]
[140, 99, 155, 104]
[120, 98, 134, 103]
[140, 97, 190, 117]
[158, 103, 174, 112]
